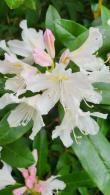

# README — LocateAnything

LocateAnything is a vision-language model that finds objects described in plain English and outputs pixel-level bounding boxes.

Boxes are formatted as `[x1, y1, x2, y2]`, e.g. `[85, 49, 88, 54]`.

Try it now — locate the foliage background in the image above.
[1, 0, 110, 195]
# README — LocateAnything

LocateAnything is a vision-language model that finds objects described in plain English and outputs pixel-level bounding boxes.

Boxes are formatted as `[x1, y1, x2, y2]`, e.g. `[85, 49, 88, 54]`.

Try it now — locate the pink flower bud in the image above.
[33, 48, 53, 67]
[44, 29, 55, 58]
[28, 165, 37, 177]
[59, 49, 70, 66]
[25, 175, 35, 189]
[21, 169, 29, 179]
[13, 186, 26, 195]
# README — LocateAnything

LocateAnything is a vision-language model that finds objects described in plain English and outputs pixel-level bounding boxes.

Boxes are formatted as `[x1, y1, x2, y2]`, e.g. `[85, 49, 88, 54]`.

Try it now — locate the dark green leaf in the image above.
[97, 118, 109, 135]
[1, 138, 35, 167]
[33, 128, 49, 177]
[0, 113, 32, 145]
[23, 0, 36, 10]
[61, 171, 95, 188]
[0, 184, 22, 195]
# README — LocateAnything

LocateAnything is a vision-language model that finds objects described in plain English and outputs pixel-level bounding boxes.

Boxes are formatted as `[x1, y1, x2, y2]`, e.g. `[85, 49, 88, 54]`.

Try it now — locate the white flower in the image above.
[52, 102, 107, 147]
[0, 54, 37, 96]
[26, 63, 102, 109]
[0, 93, 45, 140]
[38, 176, 66, 195]
[0, 161, 15, 189]
[70, 27, 104, 72]
[23, 63, 106, 146]
[88, 66, 110, 83]
[6, 20, 45, 63]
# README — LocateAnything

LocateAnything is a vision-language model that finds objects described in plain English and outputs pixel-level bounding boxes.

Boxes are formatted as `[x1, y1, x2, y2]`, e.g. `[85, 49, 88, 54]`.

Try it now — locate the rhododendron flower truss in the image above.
[0, 23, 109, 147]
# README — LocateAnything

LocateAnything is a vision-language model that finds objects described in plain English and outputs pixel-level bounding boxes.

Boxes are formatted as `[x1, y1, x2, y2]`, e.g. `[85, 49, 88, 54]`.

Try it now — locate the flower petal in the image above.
[13, 186, 26, 195]
[33, 48, 53, 67]
[44, 29, 55, 58]
[0, 161, 15, 190]
[29, 111, 44, 140]
[0, 93, 19, 109]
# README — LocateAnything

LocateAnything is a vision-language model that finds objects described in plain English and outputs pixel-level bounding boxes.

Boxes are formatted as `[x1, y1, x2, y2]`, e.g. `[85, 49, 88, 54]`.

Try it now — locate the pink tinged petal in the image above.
[59, 49, 70, 66]
[35, 183, 43, 192]
[33, 48, 53, 67]
[28, 165, 37, 177]
[44, 29, 55, 58]
[25, 176, 35, 189]
[21, 169, 29, 179]
[13, 186, 26, 195]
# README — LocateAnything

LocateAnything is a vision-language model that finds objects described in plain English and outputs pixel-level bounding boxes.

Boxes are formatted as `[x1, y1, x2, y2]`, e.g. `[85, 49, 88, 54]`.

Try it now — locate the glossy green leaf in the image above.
[101, 6, 110, 26]
[1, 138, 35, 167]
[0, 184, 22, 195]
[72, 134, 110, 194]
[55, 19, 87, 37]
[4, 0, 24, 9]
[33, 128, 49, 177]
[0, 113, 32, 145]
[54, 21, 75, 48]
[61, 171, 95, 188]
[45, 5, 61, 31]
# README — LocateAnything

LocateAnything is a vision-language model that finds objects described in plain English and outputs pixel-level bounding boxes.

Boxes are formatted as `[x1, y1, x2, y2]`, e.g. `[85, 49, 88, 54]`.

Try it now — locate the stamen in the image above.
[83, 98, 94, 108]
[73, 130, 82, 144]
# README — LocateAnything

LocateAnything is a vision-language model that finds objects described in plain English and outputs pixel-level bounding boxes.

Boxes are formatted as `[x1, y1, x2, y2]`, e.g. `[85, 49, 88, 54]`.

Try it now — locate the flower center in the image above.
[15, 63, 22, 68]
[49, 74, 69, 81]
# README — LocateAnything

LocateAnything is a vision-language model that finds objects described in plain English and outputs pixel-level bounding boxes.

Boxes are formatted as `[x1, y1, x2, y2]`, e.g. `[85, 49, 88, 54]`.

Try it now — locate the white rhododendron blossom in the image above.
[69, 27, 104, 72]
[0, 20, 109, 148]
[7, 20, 45, 64]
[0, 93, 46, 140]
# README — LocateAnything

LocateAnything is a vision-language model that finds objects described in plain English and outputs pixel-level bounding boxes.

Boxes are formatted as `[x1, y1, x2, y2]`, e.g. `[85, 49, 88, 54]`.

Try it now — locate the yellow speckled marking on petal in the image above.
[48, 74, 69, 81]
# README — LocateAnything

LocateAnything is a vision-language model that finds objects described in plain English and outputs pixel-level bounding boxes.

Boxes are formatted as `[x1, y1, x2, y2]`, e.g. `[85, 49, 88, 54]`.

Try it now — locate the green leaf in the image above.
[45, 5, 61, 31]
[78, 187, 88, 195]
[0, 184, 22, 195]
[97, 118, 109, 135]
[4, 0, 24, 9]
[55, 19, 87, 37]
[72, 134, 110, 194]
[54, 21, 75, 48]
[1, 138, 35, 168]
[101, 6, 110, 25]
[33, 128, 49, 177]
[0, 113, 32, 145]
[61, 171, 95, 188]
[89, 132, 110, 169]
[23, 0, 36, 10]
[53, 19, 87, 48]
